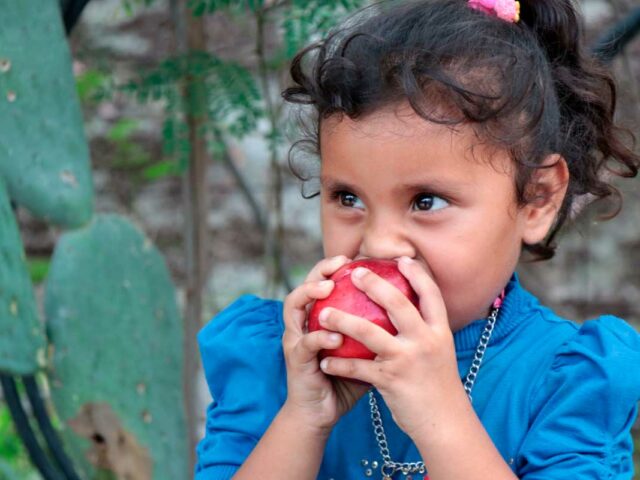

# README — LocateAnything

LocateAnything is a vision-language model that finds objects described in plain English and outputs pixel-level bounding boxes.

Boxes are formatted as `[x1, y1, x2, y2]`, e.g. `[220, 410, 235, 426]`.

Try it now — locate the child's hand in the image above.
[317, 256, 467, 439]
[281, 255, 371, 434]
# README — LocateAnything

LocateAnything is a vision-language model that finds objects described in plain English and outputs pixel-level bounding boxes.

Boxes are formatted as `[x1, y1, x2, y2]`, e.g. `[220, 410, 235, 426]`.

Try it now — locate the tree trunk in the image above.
[172, 0, 209, 474]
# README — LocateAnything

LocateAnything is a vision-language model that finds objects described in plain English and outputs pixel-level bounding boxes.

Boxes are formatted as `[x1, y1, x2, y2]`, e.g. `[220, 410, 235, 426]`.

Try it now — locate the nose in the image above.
[358, 215, 415, 260]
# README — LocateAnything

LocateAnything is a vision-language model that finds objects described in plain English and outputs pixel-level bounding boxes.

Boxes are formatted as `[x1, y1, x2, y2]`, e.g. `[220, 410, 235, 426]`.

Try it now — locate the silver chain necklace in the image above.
[367, 302, 501, 480]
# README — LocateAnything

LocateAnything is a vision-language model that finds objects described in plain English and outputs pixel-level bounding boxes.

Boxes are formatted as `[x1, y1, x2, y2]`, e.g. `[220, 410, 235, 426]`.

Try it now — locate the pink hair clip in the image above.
[468, 0, 521, 23]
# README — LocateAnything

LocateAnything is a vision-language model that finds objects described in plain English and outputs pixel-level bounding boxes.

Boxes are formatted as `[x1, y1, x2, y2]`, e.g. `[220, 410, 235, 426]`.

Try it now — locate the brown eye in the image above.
[414, 195, 434, 211]
[413, 194, 448, 212]
[338, 191, 362, 208]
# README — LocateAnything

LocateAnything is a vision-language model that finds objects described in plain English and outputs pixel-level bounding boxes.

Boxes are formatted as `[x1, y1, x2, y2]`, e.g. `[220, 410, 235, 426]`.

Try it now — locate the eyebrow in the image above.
[319, 177, 356, 191]
[398, 180, 470, 197]
[320, 176, 469, 197]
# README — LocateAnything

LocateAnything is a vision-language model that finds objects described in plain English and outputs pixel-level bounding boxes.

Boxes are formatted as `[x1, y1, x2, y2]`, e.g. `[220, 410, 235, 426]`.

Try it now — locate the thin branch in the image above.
[216, 133, 293, 290]
[215, 133, 266, 230]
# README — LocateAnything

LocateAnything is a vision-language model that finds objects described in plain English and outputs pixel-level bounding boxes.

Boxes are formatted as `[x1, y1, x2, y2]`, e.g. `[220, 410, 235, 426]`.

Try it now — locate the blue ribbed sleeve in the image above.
[194, 295, 286, 480]
[517, 316, 640, 479]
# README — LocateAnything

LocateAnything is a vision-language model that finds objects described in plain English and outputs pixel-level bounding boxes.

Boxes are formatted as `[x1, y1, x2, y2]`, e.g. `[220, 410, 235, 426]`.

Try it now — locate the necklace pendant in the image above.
[381, 475, 428, 479]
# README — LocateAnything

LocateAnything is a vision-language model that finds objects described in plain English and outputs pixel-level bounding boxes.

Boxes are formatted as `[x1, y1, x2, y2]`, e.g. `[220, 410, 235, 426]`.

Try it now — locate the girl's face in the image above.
[319, 107, 553, 331]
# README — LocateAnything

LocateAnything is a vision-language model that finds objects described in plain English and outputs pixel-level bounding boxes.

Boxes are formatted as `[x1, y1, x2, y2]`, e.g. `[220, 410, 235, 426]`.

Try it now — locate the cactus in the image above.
[0, 0, 93, 228]
[0, 3, 189, 478]
[45, 214, 188, 480]
[0, 179, 46, 375]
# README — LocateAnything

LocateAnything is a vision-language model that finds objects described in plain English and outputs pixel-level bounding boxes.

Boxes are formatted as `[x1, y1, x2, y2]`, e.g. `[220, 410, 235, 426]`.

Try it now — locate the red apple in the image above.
[307, 258, 419, 361]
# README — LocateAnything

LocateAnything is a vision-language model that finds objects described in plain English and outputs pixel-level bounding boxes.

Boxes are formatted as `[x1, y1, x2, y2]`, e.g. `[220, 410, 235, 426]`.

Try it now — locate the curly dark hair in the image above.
[281, 0, 640, 260]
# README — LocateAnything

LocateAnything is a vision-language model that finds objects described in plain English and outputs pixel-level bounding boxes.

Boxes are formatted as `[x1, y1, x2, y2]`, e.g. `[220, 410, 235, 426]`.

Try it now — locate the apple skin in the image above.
[307, 259, 419, 361]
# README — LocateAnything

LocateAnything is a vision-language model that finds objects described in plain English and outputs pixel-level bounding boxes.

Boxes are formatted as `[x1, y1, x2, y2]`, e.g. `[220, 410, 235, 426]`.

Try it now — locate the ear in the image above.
[521, 154, 570, 245]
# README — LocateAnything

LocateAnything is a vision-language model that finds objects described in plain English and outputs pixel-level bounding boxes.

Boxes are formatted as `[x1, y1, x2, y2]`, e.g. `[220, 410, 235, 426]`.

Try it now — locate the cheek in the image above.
[320, 208, 343, 256]
[423, 245, 511, 328]
[413, 216, 518, 287]
[320, 209, 361, 258]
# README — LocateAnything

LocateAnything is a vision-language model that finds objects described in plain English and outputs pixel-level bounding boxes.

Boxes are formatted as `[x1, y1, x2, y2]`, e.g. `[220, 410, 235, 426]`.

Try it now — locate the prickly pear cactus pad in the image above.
[0, 179, 46, 375]
[0, 1, 93, 228]
[45, 214, 187, 480]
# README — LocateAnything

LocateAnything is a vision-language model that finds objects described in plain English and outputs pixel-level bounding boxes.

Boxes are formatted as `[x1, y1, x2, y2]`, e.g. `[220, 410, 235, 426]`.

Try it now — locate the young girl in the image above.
[195, 0, 640, 478]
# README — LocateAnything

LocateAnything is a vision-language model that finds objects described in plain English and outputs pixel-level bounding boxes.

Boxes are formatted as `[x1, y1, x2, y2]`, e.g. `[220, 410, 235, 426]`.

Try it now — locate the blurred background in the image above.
[1, 0, 638, 478]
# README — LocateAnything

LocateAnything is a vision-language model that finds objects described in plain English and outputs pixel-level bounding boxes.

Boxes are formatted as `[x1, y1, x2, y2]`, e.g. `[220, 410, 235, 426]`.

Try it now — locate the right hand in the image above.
[281, 255, 371, 435]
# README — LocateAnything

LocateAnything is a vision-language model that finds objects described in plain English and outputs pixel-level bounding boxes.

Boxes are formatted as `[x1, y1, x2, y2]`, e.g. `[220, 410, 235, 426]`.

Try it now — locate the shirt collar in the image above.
[453, 272, 536, 352]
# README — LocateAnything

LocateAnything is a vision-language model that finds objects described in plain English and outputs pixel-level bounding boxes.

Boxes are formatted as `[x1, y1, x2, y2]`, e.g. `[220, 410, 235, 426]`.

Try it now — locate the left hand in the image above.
[317, 256, 468, 439]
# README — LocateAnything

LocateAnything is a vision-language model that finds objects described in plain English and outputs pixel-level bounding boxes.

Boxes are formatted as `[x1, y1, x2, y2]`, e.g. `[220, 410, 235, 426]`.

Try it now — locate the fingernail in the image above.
[399, 256, 414, 265]
[320, 358, 329, 370]
[319, 308, 330, 324]
[320, 280, 333, 288]
[352, 267, 369, 279]
[328, 333, 341, 344]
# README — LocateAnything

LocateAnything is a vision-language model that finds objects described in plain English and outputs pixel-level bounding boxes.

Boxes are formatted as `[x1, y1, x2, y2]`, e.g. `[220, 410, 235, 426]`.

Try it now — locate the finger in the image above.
[349, 266, 422, 335]
[291, 330, 343, 366]
[305, 255, 351, 282]
[397, 257, 448, 327]
[318, 307, 397, 356]
[283, 280, 335, 334]
[319, 356, 376, 385]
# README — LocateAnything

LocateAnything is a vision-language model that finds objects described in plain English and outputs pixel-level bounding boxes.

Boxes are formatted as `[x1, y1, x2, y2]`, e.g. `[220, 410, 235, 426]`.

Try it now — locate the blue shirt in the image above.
[194, 275, 640, 479]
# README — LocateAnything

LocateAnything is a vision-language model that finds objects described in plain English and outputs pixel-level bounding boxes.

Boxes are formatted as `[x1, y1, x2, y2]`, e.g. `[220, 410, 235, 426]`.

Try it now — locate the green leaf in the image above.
[121, 0, 156, 15]
[123, 0, 134, 15]
[142, 160, 182, 180]
[27, 256, 50, 284]
[192, 1, 207, 17]
[107, 118, 139, 142]
[200, 54, 263, 137]
[281, 0, 370, 59]
[0, 459, 20, 480]
[76, 69, 109, 103]
[161, 115, 189, 161]
[114, 58, 182, 106]
[187, 0, 264, 15]
[0, 404, 38, 478]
